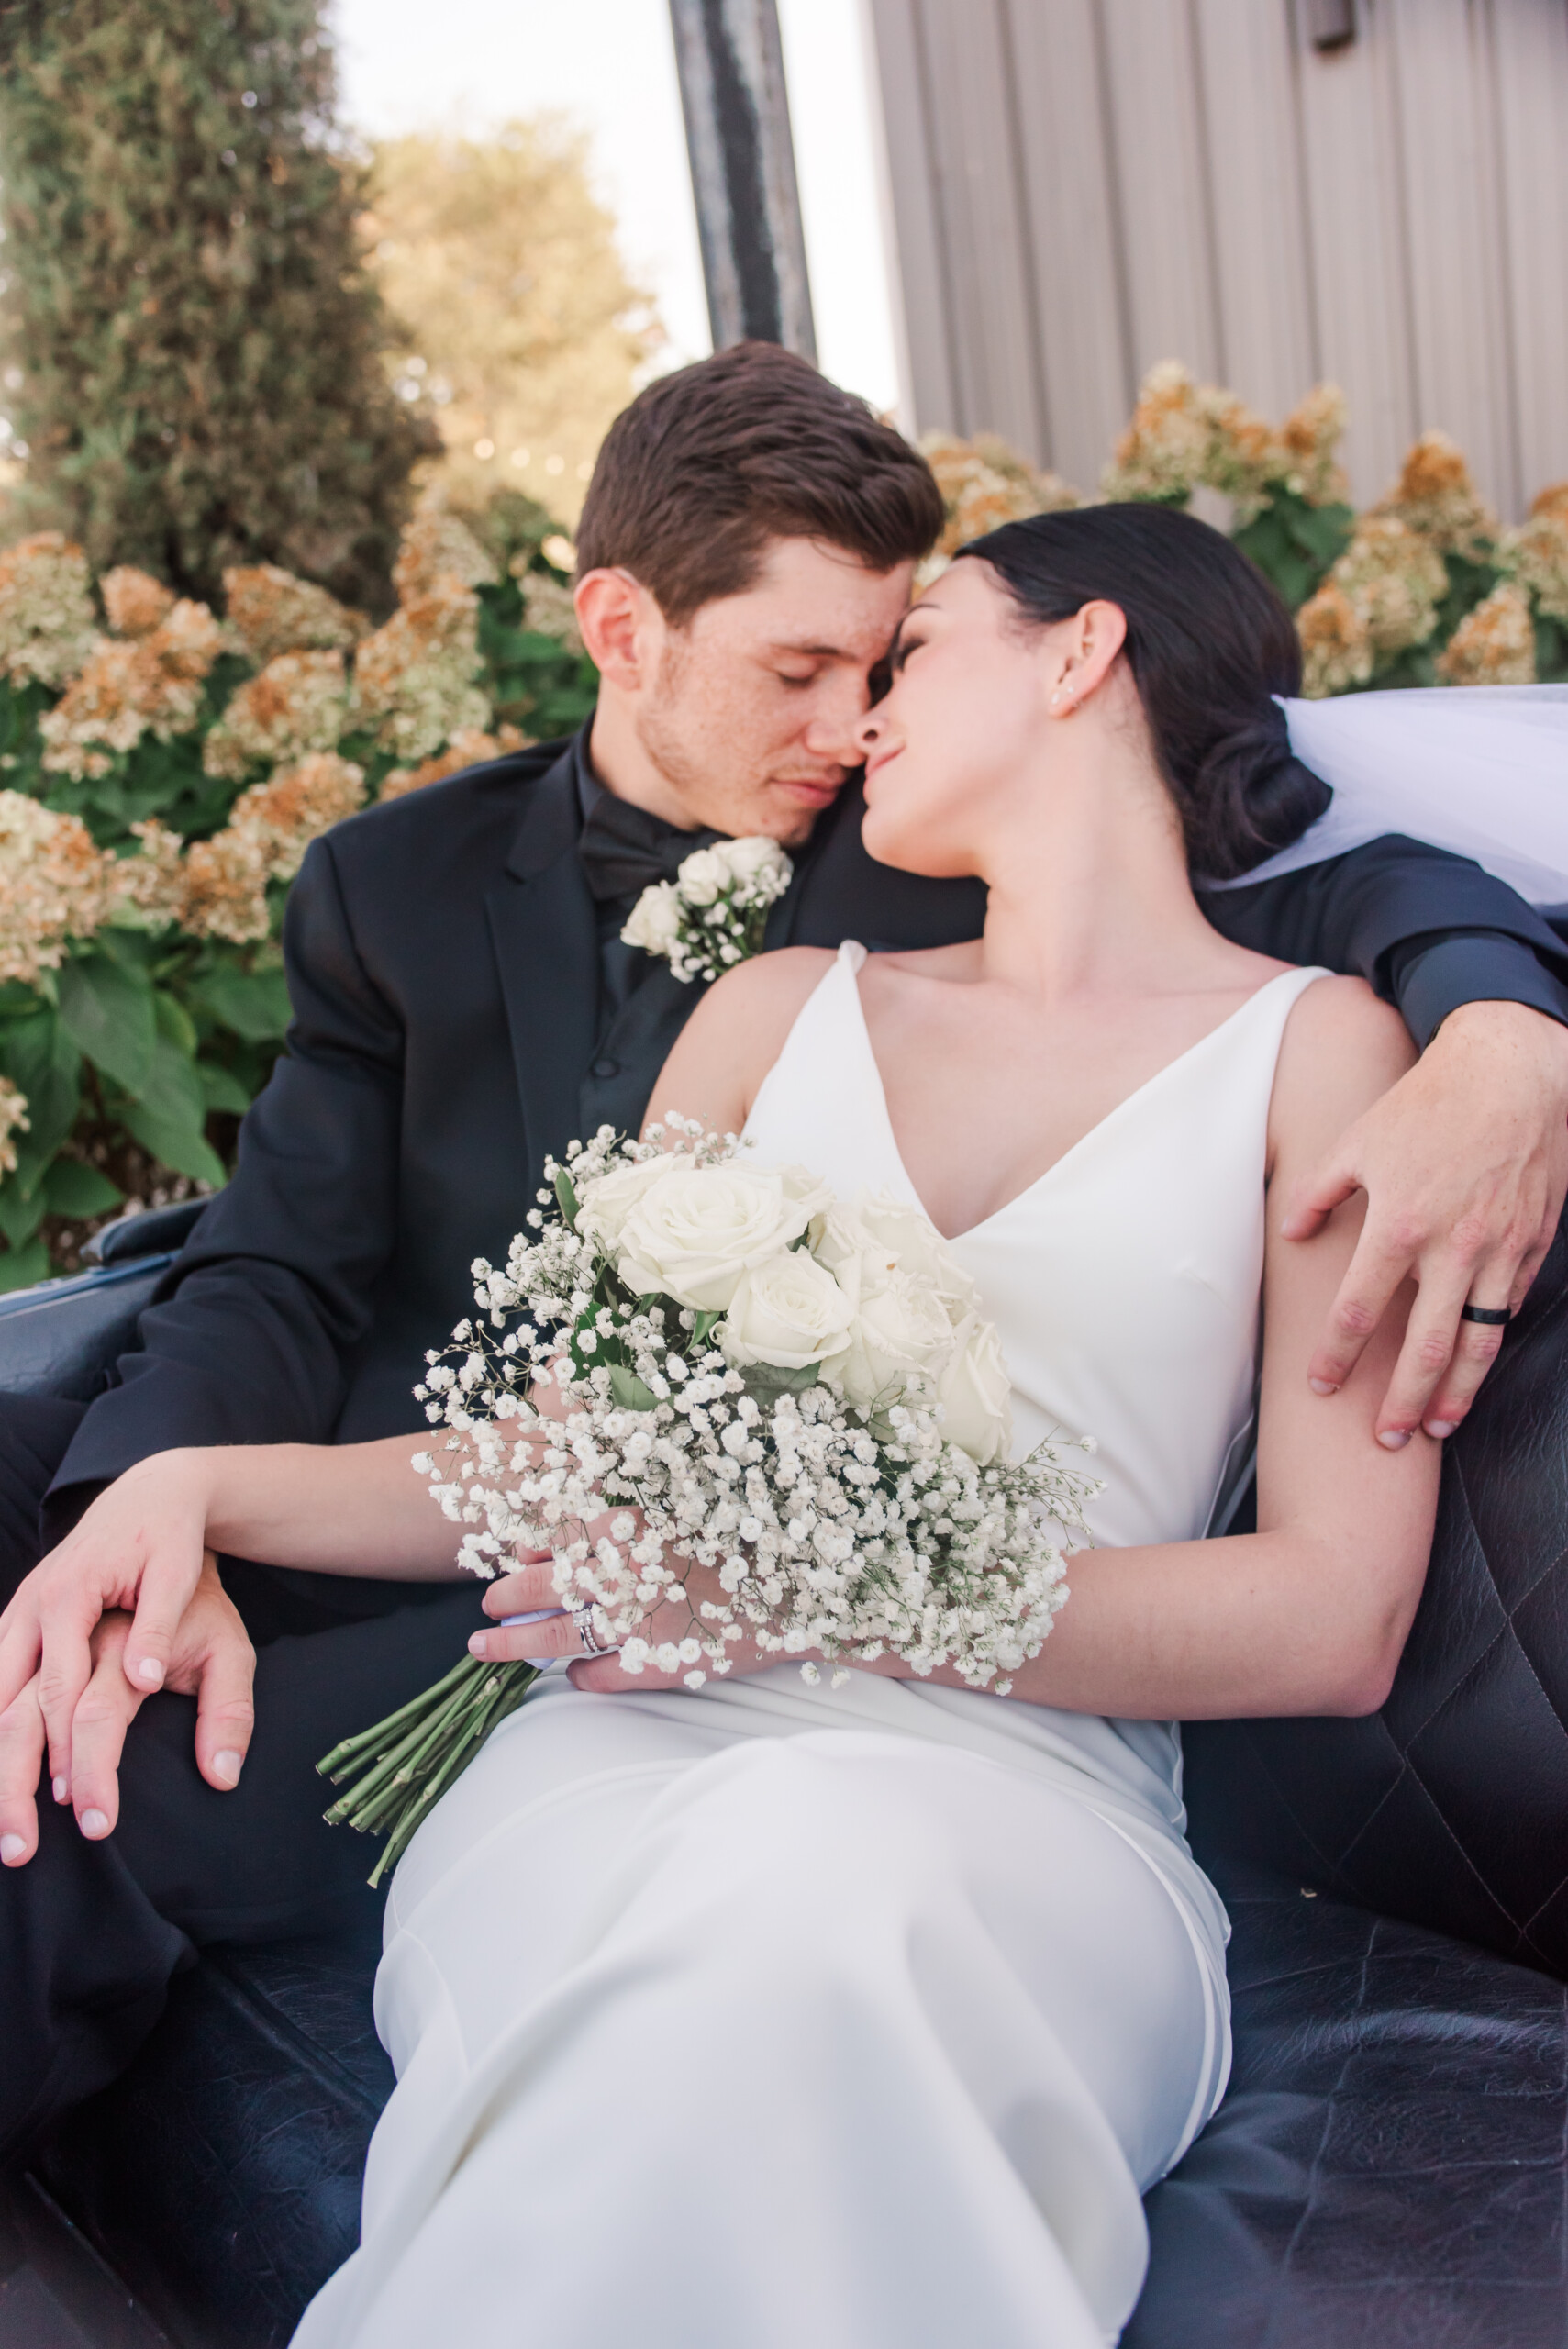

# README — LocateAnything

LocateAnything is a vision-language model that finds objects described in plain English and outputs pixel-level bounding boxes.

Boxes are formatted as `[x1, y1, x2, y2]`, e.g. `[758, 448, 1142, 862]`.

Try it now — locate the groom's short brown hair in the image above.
[576, 341, 943, 624]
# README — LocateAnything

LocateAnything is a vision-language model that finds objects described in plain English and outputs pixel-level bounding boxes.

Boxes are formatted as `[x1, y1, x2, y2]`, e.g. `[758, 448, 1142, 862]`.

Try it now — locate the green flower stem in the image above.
[318, 1654, 540, 1887]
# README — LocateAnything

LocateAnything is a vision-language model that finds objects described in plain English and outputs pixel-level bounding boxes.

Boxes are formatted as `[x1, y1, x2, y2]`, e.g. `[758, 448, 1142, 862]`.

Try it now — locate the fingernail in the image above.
[1309, 1378, 1340, 1397]
[51, 1775, 68, 1804]
[213, 1750, 242, 1787]
[79, 1808, 110, 1837]
[136, 1658, 164, 1689]
[1377, 1429, 1412, 1451]
[469, 1632, 488, 1658]
[1425, 1420, 1458, 1441]
[1, 1834, 27, 1865]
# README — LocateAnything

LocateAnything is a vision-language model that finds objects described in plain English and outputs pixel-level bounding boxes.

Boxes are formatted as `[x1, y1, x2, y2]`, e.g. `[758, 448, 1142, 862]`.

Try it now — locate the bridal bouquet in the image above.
[319, 1119, 1101, 1881]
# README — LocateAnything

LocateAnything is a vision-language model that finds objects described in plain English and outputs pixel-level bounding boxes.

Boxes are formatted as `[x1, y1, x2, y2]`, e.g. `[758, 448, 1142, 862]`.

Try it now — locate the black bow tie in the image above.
[577, 791, 722, 904]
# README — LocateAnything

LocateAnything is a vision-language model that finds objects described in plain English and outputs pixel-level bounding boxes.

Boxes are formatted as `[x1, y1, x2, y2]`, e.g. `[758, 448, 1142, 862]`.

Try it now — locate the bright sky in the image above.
[328, 0, 904, 417]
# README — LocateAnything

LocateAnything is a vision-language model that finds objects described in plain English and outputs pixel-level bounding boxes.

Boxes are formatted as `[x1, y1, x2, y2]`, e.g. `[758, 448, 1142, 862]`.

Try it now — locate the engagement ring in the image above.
[572, 1602, 617, 1659]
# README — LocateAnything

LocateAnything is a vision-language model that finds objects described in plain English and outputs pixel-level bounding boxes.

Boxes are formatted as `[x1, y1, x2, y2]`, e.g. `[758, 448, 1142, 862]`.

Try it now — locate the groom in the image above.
[1, 340, 1566, 2156]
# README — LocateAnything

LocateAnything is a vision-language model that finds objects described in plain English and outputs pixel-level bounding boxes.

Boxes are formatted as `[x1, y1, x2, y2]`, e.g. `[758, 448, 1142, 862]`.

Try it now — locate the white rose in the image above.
[935, 1313, 1013, 1464]
[615, 1162, 832, 1312]
[674, 846, 729, 907]
[846, 1189, 980, 1322]
[832, 1268, 958, 1409]
[719, 1248, 855, 1371]
[720, 835, 792, 892]
[574, 1152, 684, 1252]
[621, 881, 684, 955]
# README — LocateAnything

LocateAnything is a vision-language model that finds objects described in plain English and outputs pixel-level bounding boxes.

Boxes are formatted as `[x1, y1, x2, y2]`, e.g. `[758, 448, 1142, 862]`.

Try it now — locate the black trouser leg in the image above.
[0, 1394, 488, 2157]
[0, 1395, 85, 1595]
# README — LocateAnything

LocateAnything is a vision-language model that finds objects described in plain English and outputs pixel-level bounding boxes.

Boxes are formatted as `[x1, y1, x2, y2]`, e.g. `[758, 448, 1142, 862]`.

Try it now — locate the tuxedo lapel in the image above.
[484, 749, 599, 1185]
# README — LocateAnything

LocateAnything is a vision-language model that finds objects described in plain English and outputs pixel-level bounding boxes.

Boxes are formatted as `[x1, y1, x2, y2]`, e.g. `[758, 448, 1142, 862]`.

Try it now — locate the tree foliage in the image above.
[0, 0, 438, 610]
[365, 120, 661, 525]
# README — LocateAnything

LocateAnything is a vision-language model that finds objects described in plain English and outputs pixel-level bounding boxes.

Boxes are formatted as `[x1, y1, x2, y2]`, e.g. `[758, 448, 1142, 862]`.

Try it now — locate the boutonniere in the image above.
[620, 836, 793, 984]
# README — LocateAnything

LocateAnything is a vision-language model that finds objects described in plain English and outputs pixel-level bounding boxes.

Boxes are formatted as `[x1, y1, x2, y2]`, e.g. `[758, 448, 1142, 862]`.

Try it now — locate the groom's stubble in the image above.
[592, 534, 917, 851]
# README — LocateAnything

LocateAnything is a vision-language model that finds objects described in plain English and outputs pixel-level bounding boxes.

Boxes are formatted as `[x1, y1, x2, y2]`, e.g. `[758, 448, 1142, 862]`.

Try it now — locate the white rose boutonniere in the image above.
[621, 835, 793, 983]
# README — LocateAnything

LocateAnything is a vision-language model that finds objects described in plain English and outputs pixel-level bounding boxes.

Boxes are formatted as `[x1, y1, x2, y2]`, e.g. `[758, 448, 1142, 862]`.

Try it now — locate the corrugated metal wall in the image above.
[865, 0, 1568, 517]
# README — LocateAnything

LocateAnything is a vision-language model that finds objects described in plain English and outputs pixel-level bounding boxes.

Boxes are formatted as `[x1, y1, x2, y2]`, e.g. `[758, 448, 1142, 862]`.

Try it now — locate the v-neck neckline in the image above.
[843, 953, 1307, 1246]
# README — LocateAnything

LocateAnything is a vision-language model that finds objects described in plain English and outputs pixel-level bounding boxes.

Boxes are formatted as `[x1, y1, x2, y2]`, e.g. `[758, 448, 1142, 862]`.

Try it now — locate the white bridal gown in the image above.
[294, 946, 1327, 2349]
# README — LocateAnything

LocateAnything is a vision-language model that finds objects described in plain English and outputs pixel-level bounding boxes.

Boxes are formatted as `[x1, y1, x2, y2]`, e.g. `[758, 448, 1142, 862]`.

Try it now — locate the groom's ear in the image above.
[576, 568, 662, 695]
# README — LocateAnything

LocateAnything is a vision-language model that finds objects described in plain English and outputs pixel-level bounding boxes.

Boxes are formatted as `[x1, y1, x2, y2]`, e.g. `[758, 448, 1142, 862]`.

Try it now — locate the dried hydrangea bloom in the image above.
[202, 648, 350, 780]
[1101, 362, 1213, 504]
[1329, 516, 1448, 656]
[1530, 482, 1568, 529]
[1296, 580, 1373, 698]
[0, 1074, 28, 1179]
[379, 722, 532, 802]
[1436, 581, 1537, 685]
[917, 432, 1076, 584]
[114, 819, 188, 926]
[516, 572, 584, 655]
[0, 533, 99, 689]
[177, 829, 272, 945]
[100, 567, 176, 640]
[392, 507, 498, 605]
[223, 564, 368, 667]
[1197, 389, 1291, 525]
[1498, 510, 1568, 626]
[226, 752, 367, 883]
[1277, 383, 1350, 508]
[0, 790, 117, 982]
[1373, 431, 1497, 562]
[39, 596, 226, 779]
[350, 579, 491, 762]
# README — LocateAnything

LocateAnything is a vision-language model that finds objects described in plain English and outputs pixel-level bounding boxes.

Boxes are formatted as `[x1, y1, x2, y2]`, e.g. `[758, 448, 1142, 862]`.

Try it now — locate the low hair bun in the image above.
[962, 503, 1334, 885]
[1184, 706, 1332, 883]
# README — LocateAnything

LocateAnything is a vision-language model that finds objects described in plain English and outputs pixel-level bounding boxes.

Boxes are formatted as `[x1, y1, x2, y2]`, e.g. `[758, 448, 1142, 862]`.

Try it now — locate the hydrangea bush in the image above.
[0, 493, 595, 1287]
[922, 363, 1568, 696]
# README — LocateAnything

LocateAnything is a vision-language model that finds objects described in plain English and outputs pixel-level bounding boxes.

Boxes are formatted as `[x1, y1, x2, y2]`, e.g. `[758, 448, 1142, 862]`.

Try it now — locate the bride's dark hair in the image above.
[962, 503, 1330, 881]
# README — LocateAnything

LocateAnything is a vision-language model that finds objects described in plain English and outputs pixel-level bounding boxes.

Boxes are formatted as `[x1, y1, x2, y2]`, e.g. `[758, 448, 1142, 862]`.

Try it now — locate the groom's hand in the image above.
[1283, 999, 1568, 1445]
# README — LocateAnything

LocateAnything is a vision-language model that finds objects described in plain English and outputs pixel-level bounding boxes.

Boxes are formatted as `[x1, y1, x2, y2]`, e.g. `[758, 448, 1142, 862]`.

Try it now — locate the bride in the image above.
[66, 504, 1440, 2346]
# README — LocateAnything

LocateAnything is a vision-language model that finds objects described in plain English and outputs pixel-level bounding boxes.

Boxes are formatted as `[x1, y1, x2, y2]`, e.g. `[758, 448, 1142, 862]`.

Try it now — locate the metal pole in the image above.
[668, 0, 817, 362]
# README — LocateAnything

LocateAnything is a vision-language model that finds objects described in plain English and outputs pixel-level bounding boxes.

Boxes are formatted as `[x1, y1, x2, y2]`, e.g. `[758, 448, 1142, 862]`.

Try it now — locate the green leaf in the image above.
[186, 965, 292, 1041]
[118, 1033, 228, 1186]
[42, 1159, 124, 1219]
[607, 1363, 658, 1412]
[0, 1009, 81, 1198]
[0, 1178, 48, 1248]
[120, 1099, 227, 1187]
[554, 1167, 579, 1228]
[741, 1362, 821, 1399]
[153, 988, 199, 1059]
[0, 1236, 51, 1294]
[56, 951, 157, 1097]
[692, 1308, 723, 1346]
[197, 1060, 253, 1115]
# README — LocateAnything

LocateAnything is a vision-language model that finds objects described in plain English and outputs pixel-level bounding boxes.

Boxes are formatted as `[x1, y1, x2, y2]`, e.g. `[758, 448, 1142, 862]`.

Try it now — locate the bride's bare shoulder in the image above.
[641, 947, 836, 1140]
[1271, 973, 1415, 1161]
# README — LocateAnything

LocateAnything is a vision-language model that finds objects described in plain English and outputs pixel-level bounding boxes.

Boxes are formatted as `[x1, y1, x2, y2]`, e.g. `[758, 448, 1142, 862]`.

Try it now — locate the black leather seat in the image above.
[11, 1203, 1568, 2346]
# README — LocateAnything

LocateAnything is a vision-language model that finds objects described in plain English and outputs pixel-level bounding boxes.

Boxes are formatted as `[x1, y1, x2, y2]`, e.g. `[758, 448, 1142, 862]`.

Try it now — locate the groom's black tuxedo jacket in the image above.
[49, 733, 1568, 1508]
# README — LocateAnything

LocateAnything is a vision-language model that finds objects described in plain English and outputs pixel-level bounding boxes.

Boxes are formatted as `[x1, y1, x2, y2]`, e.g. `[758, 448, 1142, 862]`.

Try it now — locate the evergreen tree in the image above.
[0, 0, 439, 610]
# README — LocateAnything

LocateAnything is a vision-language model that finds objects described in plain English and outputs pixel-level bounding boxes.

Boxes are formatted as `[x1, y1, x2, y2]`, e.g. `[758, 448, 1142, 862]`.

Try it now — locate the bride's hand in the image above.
[471, 1531, 787, 1691]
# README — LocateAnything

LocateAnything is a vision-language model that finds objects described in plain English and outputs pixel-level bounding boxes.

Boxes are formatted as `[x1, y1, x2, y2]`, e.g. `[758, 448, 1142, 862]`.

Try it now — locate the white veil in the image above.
[1206, 685, 1568, 914]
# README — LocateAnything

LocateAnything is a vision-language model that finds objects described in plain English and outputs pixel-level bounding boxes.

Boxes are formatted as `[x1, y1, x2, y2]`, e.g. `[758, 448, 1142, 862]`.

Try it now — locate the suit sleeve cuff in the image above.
[1394, 935, 1568, 1052]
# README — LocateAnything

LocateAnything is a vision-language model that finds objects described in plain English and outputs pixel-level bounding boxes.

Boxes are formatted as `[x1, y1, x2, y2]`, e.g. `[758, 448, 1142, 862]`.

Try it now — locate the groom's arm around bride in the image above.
[0, 340, 1564, 2163]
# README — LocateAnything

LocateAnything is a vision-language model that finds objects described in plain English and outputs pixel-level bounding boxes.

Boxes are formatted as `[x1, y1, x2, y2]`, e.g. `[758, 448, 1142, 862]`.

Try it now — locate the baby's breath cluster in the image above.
[415, 1119, 1099, 1695]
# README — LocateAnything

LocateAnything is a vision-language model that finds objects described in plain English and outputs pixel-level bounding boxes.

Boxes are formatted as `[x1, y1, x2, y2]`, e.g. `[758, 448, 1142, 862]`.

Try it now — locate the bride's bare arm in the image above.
[1003, 974, 1439, 1720]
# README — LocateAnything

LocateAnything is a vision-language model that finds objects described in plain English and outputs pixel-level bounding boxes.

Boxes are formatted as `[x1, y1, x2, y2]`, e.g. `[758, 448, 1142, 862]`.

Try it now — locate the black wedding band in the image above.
[1460, 1302, 1512, 1327]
